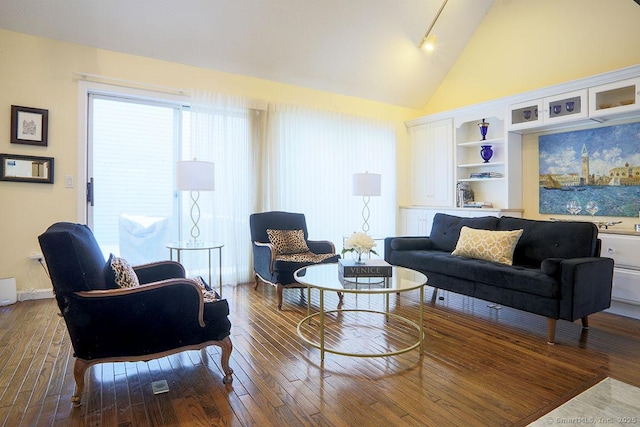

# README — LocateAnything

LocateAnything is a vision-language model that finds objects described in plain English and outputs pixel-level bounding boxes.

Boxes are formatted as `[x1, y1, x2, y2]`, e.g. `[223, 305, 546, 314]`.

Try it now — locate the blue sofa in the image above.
[385, 213, 614, 344]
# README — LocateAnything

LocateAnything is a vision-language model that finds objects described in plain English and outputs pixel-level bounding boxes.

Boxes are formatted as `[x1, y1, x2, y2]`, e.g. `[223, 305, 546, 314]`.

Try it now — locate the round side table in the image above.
[167, 241, 224, 296]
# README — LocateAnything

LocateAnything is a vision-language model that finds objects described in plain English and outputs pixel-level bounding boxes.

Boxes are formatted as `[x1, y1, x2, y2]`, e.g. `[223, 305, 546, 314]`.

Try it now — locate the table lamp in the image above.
[176, 160, 215, 242]
[353, 172, 381, 233]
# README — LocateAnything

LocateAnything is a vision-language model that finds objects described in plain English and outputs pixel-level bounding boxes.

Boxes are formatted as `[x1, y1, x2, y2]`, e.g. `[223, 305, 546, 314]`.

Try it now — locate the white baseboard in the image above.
[606, 300, 640, 320]
[17, 288, 55, 301]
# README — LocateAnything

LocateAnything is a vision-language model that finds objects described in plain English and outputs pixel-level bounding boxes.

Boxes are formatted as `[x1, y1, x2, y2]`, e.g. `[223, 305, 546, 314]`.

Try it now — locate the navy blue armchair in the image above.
[38, 222, 233, 406]
[250, 211, 340, 309]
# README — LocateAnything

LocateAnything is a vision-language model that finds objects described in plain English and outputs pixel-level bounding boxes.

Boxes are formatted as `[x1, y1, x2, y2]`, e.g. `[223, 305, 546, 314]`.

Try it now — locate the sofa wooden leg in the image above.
[72, 358, 89, 406]
[218, 336, 234, 384]
[277, 284, 283, 310]
[431, 288, 438, 304]
[581, 316, 589, 329]
[547, 318, 557, 345]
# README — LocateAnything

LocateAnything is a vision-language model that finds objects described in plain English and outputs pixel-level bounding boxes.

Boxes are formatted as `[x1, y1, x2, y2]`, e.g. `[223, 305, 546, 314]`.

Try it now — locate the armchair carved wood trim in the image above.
[38, 222, 233, 406]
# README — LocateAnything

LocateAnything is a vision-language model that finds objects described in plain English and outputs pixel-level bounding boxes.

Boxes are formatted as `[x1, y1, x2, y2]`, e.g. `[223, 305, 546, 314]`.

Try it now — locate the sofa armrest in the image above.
[390, 237, 433, 251]
[385, 236, 433, 264]
[557, 257, 614, 321]
[540, 258, 563, 277]
[307, 239, 336, 255]
[134, 260, 186, 284]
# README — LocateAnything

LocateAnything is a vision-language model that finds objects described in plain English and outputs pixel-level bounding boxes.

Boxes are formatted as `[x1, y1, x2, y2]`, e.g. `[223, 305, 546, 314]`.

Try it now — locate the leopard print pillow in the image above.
[266, 229, 310, 255]
[193, 276, 219, 303]
[108, 255, 140, 288]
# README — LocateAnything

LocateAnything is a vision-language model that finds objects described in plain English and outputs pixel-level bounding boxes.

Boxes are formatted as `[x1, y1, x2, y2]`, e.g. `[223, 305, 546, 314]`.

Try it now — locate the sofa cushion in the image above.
[452, 226, 523, 265]
[497, 217, 598, 267]
[429, 213, 500, 252]
[389, 250, 559, 298]
[267, 229, 310, 254]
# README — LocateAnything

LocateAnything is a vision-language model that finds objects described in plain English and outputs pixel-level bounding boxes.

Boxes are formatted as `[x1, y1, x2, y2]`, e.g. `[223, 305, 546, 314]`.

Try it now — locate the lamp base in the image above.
[189, 190, 201, 241]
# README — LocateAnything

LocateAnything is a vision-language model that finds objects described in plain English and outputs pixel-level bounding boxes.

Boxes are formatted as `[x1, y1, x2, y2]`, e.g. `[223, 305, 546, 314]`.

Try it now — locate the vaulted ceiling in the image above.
[0, 0, 494, 109]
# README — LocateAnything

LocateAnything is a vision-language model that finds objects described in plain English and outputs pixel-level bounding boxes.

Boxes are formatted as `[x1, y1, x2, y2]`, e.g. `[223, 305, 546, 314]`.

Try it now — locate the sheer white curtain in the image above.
[186, 93, 396, 285]
[264, 104, 397, 255]
[187, 91, 263, 286]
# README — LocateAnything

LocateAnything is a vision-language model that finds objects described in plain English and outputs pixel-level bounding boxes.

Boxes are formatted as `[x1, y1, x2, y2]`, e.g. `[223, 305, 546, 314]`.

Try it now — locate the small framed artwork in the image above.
[11, 105, 49, 146]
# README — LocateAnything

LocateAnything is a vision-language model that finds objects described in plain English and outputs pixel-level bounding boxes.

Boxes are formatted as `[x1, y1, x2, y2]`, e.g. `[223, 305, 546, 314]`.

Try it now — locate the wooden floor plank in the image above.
[1, 285, 639, 426]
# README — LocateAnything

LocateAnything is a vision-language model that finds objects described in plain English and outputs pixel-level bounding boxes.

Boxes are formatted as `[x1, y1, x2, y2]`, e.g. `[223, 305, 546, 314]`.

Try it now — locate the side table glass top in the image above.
[166, 241, 224, 250]
[294, 263, 426, 293]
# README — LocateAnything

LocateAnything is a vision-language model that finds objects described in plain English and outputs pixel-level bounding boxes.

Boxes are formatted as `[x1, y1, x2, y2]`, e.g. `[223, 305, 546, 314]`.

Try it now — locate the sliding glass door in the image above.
[87, 94, 187, 264]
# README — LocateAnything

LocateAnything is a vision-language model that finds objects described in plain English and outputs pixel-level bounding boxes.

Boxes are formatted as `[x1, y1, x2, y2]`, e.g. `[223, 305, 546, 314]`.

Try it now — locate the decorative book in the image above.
[339, 259, 392, 278]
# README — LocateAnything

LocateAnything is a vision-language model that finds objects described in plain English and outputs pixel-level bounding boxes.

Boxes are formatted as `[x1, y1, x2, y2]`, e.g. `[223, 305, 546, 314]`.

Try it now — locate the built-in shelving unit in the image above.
[454, 114, 521, 210]
[402, 65, 640, 319]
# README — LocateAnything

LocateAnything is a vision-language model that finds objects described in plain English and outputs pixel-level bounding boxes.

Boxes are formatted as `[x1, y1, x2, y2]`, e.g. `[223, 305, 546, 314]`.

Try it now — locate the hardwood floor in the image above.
[1, 283, 639, 426]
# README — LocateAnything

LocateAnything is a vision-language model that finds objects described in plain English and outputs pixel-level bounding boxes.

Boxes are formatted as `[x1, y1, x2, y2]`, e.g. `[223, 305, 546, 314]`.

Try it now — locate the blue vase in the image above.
[478, 119, 489, 140]
[480, 145, 493, 163]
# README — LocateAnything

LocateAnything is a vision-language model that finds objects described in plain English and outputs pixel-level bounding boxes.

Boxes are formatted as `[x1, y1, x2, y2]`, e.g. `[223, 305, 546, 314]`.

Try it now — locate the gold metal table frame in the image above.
[294, 264, 427, 361]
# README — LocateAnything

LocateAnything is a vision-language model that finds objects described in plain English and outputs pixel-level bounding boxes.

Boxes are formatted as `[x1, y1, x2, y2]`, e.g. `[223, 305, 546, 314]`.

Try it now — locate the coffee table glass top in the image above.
[294, 263, 427, 293]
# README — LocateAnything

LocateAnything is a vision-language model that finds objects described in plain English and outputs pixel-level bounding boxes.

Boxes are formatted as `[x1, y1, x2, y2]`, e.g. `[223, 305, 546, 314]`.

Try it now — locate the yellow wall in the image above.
[423, 0, 640, 115]
[0, 29, 418, 293]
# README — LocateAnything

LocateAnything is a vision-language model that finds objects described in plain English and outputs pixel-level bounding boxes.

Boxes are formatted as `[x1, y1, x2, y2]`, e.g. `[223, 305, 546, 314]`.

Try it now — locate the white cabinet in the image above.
[589, 77, 640, 122]
[509, 99, 544, 131]
[408, 119, 454, 207]
[508, 89, 588, 132]
[400, 207, 434, 236]
[599, 233, 640, 319]
[455, 114, 522, 210]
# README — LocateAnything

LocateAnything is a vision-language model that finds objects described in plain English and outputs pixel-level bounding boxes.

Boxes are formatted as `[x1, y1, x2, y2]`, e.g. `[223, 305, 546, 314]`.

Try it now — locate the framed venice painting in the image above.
[539, 122, 640, 217]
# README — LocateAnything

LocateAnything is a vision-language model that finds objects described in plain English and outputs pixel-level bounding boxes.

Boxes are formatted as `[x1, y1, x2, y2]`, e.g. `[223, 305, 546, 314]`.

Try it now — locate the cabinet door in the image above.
[410, 124, 431, 206]
[508, 99, 543, 131]
[409, 119, 453, 206]
[544, 89, 588, 125]
[401, 208, 424, 235]
[589, 77, 640, 121]
[400, 208, 434, 236]
[611, 268, 640, 306]
[430, 120, 454, 206]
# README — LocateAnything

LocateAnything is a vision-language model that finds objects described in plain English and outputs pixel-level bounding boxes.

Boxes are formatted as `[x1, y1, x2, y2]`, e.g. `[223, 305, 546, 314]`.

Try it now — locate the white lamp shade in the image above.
[176, 160, 215, 191]
[353, 172, 381, 196]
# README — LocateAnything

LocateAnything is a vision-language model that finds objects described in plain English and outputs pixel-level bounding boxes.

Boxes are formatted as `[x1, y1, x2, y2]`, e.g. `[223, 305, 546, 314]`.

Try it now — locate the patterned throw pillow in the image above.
[451, 226, 523, 266]
[193, 276, 220, 303]
[266, 229, 310, 255]
[106, 254, 140, 288]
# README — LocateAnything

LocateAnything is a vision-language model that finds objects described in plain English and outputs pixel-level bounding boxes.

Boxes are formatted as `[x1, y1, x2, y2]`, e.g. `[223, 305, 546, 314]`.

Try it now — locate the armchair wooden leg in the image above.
[277, 284, 284, 310]
[72, 358, 89, 406]
[218, 336, 234, 384]
[254, 274, 260, 290]
[581, 316, 589, 329]
[547, 318, 557, 345]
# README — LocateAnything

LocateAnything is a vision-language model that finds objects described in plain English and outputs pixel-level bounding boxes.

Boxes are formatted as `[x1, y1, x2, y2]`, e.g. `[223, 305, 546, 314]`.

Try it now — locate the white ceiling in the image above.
[0, 0, 494, 109]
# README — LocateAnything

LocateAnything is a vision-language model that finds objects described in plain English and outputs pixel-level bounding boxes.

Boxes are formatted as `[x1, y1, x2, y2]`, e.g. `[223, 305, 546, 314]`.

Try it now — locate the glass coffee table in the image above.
[294, 263, 427, 361]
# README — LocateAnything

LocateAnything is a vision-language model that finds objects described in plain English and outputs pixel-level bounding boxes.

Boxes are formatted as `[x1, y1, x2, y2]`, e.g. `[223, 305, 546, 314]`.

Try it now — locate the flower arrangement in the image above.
[342, 232, 377, 263]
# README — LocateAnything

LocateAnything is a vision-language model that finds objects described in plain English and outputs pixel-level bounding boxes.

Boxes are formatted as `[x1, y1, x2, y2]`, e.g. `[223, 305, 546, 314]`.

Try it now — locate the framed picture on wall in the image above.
[10, 105, 49, 146]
